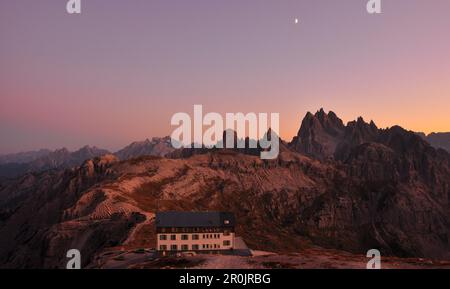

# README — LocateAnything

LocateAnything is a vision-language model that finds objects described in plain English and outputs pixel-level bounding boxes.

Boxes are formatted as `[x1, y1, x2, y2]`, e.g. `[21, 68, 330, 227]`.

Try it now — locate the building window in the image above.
[170, 245, 177, 251]
[170, 234, 176, 240]
[159, 234, 167, 240]
[159, 245, 167, 251]
[223, 230, 230, 236]
[181, 234, 188, 240]
[192, 244, 199, 250]
[192, 234, 199, 240]
[223, 240, 231, 246]
[181, 245, 188, 251]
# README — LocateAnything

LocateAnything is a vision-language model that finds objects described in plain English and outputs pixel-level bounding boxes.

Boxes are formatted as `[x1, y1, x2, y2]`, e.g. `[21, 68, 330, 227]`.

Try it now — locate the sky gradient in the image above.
[1, 0, 450, 154]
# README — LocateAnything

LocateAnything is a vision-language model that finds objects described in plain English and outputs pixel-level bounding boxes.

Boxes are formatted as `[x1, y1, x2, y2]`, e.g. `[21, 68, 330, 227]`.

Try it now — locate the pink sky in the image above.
[1, 0, 450, 153]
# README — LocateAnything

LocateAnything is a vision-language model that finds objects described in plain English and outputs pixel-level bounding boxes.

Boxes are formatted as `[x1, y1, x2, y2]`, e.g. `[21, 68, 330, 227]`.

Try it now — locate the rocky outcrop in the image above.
[290, 109, 345, 160]
[0, 154, 142, 268]
[0, 110, 448, 268]
[168, 129, 290, 159]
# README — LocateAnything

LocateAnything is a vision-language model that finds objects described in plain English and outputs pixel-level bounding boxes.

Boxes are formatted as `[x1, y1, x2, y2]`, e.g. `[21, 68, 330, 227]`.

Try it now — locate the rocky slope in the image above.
[0, 110, 448, 268]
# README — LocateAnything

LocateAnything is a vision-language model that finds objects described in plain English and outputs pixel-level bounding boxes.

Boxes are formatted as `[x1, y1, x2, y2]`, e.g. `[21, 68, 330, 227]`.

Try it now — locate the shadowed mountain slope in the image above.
[0, 110, 448, 268]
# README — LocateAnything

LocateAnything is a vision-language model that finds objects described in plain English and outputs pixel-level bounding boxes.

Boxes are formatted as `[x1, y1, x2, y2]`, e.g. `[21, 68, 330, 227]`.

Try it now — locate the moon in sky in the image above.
[294, 18, 299, 24]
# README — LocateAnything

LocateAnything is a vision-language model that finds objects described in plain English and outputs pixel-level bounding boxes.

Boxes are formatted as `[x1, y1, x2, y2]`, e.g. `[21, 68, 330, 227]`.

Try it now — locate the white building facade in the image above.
[156, 211, 235, 254]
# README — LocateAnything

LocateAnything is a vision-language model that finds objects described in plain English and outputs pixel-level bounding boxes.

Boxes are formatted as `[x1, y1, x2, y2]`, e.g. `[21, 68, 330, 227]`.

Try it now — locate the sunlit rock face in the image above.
[0, 110, 448, 268]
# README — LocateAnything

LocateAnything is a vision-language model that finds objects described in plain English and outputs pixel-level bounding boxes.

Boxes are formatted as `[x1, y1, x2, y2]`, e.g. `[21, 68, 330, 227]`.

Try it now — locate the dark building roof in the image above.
[156, 211, 235, 228]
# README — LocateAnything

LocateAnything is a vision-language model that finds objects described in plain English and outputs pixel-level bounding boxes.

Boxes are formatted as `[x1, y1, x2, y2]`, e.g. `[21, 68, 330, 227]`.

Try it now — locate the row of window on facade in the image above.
[159, 233, 228, 241]
[159, 227, 228, 233]
[159, 241, 231, 251]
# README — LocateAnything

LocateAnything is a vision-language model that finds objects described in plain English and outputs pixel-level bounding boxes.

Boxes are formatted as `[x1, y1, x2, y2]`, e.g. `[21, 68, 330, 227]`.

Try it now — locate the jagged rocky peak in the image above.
[81, 154, 119, 176]
[114, 136, 175, 160]
[289, 109, 445, 163]
[290, 108, 346, 160]
[378, 125, 432, 155]
[92, 153, 119, 165]
[317, 108, 344, 127]
[344, 117, 379, 146]
[72, 145, 110, 159]
[298, 109, 345, 138]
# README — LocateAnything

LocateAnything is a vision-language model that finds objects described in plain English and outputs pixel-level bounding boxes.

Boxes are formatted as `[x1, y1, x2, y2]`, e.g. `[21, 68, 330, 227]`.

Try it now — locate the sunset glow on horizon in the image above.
[1, 0, 450, 154]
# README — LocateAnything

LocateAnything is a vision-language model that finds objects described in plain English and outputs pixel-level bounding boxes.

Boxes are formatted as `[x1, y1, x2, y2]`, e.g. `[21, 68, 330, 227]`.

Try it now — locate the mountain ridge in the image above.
[0, 146, 110, 178]
[1, 109, 448, 179]
[0, 109, 448, 268]
[417, 132, 450, 153]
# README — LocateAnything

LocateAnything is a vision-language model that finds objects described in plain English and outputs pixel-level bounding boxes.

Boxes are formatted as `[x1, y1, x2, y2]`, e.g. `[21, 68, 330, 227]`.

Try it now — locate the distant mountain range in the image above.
[115, 136, 175, 160]
[416, 132, 450, 153]
[0, 146, 109, 178]
[0, 137, 176, 178]
[0, 111, 448, 179]
[0, 149, 52, 164]
[0, 109, 448, 268]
